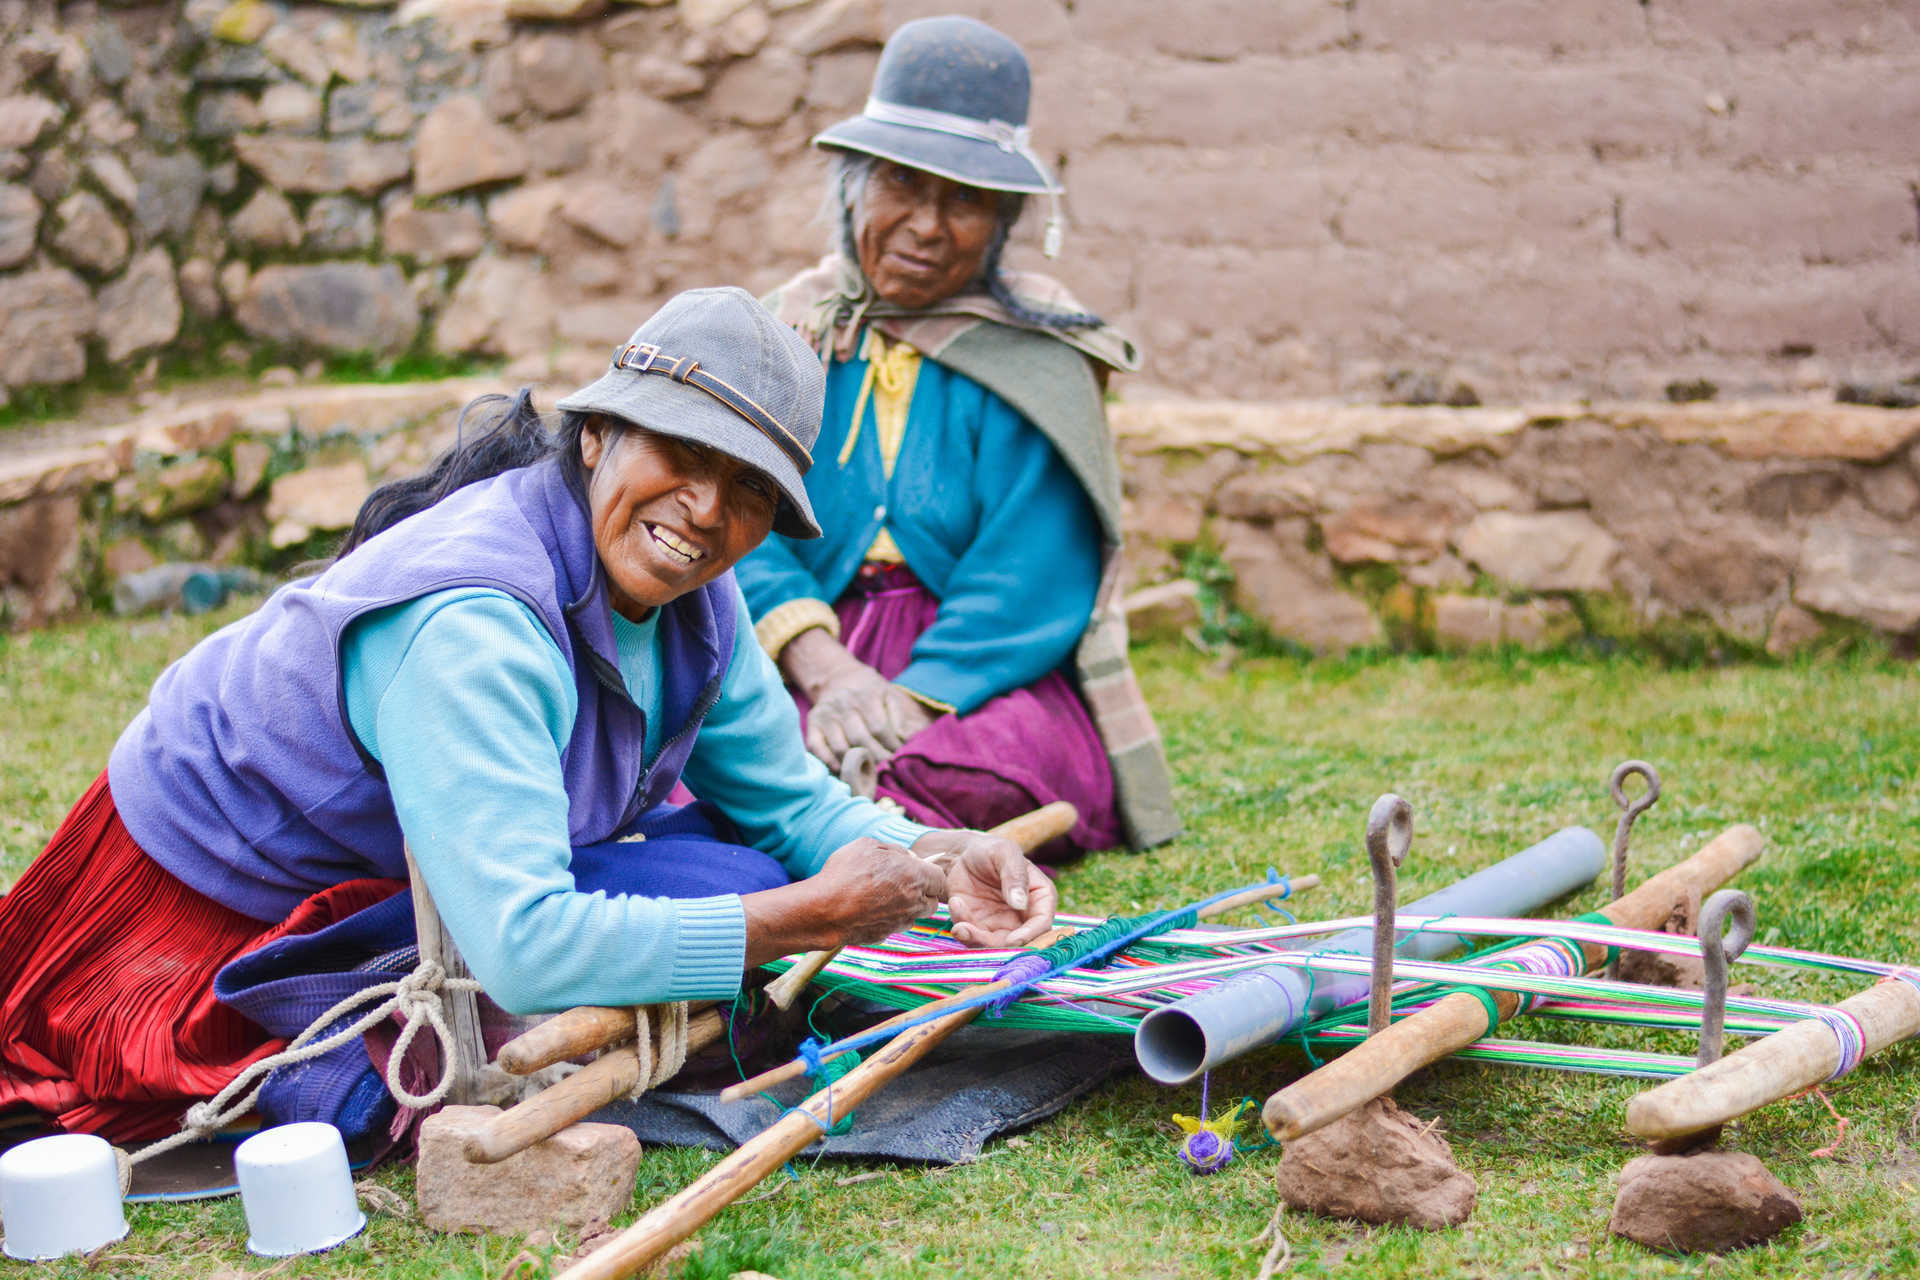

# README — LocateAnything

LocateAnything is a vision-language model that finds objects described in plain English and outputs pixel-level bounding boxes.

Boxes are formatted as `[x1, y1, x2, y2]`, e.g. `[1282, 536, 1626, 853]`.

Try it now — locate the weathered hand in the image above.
[810, 836, 948, 944]
[781, 630, 938, 770]
[914, 830, 1056, 948]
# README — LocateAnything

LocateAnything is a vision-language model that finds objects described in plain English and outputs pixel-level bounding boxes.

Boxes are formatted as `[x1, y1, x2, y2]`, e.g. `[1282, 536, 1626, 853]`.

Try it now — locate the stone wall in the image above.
[5, 380, 1916, 657]
[0, 0, 1915, 407]
[1113, 400, 1920, 658]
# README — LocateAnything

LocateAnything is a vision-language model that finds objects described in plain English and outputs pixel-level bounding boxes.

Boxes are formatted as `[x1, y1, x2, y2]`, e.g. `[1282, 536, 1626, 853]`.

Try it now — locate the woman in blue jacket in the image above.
[743, 17, 1180, 862]
[0, 287, 1051, 1141]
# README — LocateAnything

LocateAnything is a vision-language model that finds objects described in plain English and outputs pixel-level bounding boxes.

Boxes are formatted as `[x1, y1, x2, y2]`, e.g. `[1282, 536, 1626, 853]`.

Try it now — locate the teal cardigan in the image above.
[733, 349, 1104, 715]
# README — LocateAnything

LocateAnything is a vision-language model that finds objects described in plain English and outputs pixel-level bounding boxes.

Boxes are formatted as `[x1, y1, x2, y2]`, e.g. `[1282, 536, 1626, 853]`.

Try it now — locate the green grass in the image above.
[4, 615, 1920, 1278]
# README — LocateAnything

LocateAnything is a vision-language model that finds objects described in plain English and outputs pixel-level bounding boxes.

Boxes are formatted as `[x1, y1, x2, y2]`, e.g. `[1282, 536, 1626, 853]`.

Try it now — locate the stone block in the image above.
[1685, 267, 1885, 360]
[1359, 0, 1643, 51]
[232, 188, 304, 249]
[507, 0, 608, 20]
[705, 49, 806, 126]
[259, 82, 323, 135]
[1728, 58, 1920, 164]
[0, 95, 62, 150]
[0, 493, 83, 625]
[230, 439, 273, 498]
[1610, 1152, 1801, 1254]
[1455, 510, 1620, 593]
[237, 263, 420, 355]
[1128, 54, 1419, 148]
[415, 96, 530, 197]
[1418, 57, 1711, 156]
[266, 459, 372, 547]
[516, 34, 604, 118]
[1394, 249, 1693, 362]
[1069, 0, 1348, 58]
[1321, 499, 1453, 565]
[131, 152, 208, 241]
[1765, 602, 1825, 657]
[1794, 517, 1920, 633]
[1620, 166, 1911, 264]
[1121, 578, 1201, 641]
[1219, 518, 1381, 653]
[1275, 1096, 1476, 1229]
[232, 134, 413, 195]
[559, 182, 650, 248]
[305, 196, 376, 254]
[788, 0, 886, 55]
[1067, 144, 1334, 252]
[178, 258, 222, 320]
[137, 455, 229, 522]
[0, 182, 37, 268]
[1649, 0, 1915, 52]
[432, 254, 556, 359]
[382, 201, 486, 263]
[488, 182, 569, 253]
[1333, 149, 1613, 255]
[417, 1106, 641, 1235]
[583, 93, 702, 188]
[0, 268, 95, 388]
[620, 54, 706, 99]
[98, 249, 182, 364]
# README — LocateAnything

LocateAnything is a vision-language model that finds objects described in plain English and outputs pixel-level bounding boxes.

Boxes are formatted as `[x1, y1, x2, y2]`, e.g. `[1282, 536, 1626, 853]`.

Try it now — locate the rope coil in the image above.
[629, 1002, 691, 1097]
[125, 958, 483, 1172]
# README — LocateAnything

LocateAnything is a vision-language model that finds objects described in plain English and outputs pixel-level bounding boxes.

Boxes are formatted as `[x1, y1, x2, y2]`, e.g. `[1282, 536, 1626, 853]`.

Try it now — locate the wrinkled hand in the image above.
[782, 629, 936, 770]
[913, 829, 1056, 949]
[741, 837, 946, 966]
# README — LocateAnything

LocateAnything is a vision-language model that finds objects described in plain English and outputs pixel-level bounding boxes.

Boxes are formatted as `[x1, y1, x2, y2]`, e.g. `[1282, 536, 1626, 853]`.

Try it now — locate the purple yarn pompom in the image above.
[1179, 1129, 1233, 1174]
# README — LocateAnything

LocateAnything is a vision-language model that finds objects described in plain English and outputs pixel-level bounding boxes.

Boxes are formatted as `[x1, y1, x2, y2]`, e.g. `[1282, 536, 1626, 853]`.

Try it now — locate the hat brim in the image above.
[556, 371, 822, 541]
[814, 116, 1054, 195]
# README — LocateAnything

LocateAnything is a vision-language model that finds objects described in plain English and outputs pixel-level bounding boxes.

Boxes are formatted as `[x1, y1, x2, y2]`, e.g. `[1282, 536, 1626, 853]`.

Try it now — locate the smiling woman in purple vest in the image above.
[742, 18, 1180, 860]
[0, 288, 1053, 1142]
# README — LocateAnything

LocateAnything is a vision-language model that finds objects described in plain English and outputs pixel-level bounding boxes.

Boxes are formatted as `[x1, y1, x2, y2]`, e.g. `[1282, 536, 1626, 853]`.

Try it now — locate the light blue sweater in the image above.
[340, 581, 928, 1013]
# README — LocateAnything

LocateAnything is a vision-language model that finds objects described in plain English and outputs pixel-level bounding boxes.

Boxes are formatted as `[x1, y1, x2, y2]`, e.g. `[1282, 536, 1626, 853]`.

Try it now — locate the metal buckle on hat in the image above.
[614, 342, 664, 373]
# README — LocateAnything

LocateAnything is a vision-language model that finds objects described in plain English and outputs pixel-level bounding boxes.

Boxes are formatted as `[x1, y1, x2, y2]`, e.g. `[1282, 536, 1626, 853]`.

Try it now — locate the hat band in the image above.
[611, 342, 813, 474]
[861, 96, 1068, 259]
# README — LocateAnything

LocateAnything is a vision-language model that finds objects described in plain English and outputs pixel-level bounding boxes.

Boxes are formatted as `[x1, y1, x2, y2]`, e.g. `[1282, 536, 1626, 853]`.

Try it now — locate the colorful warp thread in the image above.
[1814, 1005, 1869, 1080]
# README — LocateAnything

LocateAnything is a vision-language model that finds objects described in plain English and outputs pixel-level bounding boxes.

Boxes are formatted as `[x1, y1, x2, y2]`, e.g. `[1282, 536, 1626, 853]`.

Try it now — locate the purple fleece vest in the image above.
[107, 457, 736, 922]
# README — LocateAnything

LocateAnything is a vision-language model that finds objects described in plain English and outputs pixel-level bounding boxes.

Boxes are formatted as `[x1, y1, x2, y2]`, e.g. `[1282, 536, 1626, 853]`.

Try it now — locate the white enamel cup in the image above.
[0, 1133, 130, 1260]
[233, 1122, 366, 1257]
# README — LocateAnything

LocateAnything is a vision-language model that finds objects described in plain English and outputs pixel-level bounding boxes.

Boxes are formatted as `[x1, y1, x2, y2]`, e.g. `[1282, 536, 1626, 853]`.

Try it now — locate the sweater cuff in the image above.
[754, 597, 841, 661]
[870, 811, 933, 848]
[661, 895, 748, 1000]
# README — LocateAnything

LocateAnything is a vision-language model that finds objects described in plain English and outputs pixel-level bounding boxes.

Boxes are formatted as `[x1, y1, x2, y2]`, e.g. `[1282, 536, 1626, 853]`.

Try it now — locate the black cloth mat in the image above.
[591, 1027, 1135, 1165]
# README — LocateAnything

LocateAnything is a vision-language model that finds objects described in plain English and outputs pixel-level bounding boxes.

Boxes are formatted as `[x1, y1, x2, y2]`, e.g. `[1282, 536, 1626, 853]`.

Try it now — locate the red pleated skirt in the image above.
[0, 773, 399, 1141]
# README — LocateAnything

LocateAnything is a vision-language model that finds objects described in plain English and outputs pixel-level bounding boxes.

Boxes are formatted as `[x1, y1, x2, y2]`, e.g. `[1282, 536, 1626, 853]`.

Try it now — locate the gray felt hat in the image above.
[556, 287, 824, 539]
[815, 17, 1077, 259]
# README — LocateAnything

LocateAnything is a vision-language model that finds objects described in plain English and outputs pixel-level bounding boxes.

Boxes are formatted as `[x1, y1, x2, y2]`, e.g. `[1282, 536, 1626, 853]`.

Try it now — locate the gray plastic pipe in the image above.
[1134, 826, 1608, 1084]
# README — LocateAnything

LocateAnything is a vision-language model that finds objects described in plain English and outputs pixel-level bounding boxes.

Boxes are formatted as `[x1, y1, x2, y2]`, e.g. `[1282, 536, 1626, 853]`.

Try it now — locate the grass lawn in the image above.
[3, 608, 1918, 1279]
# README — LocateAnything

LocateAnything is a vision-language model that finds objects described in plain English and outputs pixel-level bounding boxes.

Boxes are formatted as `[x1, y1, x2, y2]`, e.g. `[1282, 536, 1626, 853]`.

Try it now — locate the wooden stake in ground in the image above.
[1263, 823, 1766, 1142]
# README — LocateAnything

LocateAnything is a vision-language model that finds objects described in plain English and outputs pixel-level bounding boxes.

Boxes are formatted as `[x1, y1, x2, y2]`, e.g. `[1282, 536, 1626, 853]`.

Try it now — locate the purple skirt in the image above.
[793, 565, 1122, 863]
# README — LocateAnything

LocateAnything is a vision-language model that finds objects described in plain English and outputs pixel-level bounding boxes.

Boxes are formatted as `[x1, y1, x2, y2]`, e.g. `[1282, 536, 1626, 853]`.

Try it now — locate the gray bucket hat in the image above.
[814, 15, 1067, 256]
[556, 287, 824, 539]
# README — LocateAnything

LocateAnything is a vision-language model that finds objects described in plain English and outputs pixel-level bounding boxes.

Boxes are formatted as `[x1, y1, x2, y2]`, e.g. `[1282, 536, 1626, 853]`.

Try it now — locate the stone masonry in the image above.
[0, 0, 1914, 407]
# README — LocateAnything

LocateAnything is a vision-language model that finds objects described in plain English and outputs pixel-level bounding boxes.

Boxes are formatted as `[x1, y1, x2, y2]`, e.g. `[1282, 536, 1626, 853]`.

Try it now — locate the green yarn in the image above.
[1571, 911, 1619, 970]
[1033, 908, 1201, 971]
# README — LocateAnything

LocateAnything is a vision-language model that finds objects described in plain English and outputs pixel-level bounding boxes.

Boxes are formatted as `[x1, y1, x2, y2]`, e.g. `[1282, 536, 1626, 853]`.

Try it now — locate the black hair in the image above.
[829, 152, 1104, 332]
[337, 389, 624, 557]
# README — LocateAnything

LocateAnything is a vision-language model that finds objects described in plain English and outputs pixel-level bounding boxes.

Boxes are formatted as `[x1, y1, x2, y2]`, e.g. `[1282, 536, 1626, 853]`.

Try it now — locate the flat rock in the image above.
[1218, 518, 1381, 653]
[51, 191, 130, 275]
[265, 459, 371, 546]
[0, 95, 63, 150]
[237, 263, 419, 354]
[0, 183, 37, 268]
[232, 134, 413, 196]
[231, 188, 304, 249]
[1275, 1096, 1476, 1230]
[381, 202, 486, 262]
[416, 1105, 641, 1235]
[1793, 518, 1920, 633]
[131, 151, 208, 240]
[1610, 1151, 1801, 1254]
[414, 95, 529, 198]
[1454, 509, 1620, 593]
[0, 268, 95, 388]
[97, 249, 182, 363]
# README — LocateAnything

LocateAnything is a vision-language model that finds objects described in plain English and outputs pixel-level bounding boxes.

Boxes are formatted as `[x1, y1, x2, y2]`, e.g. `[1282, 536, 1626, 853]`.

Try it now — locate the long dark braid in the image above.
[338, 390, 615, 556]
[829, 153, 1104, 332]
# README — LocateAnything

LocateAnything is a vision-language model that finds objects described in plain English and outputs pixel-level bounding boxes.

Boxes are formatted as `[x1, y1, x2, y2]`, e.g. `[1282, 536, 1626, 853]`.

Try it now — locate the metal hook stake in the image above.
[1607, 760, 1662, 980]
[1696, 889, 1755, 1068]
[1366, 794, 1414, 1037]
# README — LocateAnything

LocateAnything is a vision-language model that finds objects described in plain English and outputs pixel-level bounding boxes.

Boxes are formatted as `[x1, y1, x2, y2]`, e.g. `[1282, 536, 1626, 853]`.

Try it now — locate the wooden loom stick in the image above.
[463, 1007, 731, 1164]
[1262, 823, 1765, 1143]
[1626, 974, 1920, 1142]
[761, 800, 1080, 1011]
[719, 873, 1322, 1102]
[553, 872, 1321, 1280]
[499, 1006, 690, 1076]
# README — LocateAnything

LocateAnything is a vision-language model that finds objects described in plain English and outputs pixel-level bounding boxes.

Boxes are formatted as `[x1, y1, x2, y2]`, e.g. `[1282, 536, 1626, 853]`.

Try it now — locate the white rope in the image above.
[628, 1002, 691, 1098]
[123, 959, 484, 1172]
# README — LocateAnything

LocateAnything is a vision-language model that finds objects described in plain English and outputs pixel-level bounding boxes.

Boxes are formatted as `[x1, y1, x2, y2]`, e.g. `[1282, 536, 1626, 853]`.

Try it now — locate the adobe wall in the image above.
[0, 0, 1914, 406]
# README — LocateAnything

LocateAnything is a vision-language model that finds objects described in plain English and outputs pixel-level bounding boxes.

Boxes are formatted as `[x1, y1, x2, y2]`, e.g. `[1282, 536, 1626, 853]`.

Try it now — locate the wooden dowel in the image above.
[1261, 823, 1765, 1143]
[762, 801, 1080, 1011]
[554, 995, 988, 1280]
[405, 846, 487, 1105]
[498, 1007, 649, 1076]
[464, 1008, 729, 1164]
[1626, 975, 1920, 1142]
[721, 873, 1322, 1101]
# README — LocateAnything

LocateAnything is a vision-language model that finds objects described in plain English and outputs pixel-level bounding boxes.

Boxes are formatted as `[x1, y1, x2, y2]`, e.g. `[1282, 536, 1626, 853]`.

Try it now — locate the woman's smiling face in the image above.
[855, 161, 1001, 309]
[579, 418, 779, 619]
